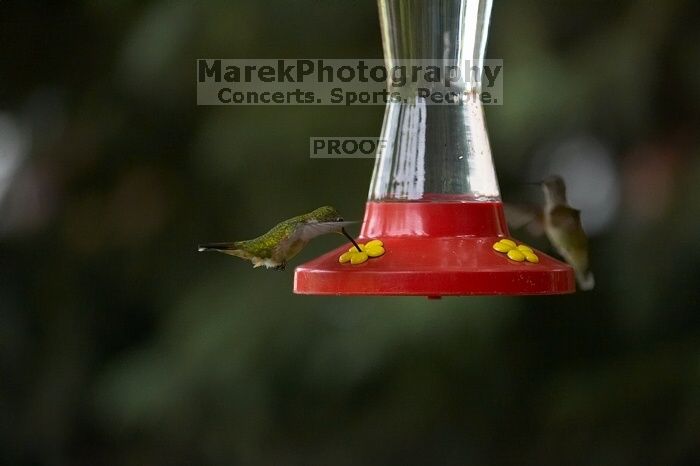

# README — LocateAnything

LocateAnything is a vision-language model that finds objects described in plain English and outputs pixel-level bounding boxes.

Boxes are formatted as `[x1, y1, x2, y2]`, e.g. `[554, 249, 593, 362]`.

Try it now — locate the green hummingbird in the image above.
[198, 205, 359, 270]
[505, 175, 595, 290]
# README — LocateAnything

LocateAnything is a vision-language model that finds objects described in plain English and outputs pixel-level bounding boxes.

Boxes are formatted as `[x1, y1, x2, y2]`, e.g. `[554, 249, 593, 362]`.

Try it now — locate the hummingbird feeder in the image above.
[294, 0, 575, 296]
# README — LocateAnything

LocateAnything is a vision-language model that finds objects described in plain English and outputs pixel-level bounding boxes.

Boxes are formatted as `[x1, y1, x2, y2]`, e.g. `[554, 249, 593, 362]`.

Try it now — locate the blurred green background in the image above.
[1, 0, 700, 465]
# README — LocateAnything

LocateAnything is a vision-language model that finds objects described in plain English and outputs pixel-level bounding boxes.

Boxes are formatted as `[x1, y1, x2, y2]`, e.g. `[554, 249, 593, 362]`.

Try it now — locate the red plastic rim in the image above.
[294, 201, 576, 296]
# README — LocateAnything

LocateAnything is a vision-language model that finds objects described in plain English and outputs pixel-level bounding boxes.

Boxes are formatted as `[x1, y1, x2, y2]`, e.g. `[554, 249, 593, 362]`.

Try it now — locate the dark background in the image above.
[1, 1, 699, 465]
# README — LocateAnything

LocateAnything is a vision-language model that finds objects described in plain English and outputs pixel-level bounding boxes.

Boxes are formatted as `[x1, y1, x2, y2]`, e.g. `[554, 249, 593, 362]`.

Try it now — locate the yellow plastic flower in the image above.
[492, 238, 539, 263]
[339, 239, 385, 265]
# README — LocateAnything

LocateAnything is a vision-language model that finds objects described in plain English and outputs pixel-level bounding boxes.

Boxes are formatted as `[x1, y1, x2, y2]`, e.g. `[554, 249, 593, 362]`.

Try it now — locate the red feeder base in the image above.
[294, 201, 576, 296]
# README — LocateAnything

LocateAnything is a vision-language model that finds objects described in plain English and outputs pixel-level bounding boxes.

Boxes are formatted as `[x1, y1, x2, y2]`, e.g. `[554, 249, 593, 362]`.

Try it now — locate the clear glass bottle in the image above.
[369, 0, 499, 201]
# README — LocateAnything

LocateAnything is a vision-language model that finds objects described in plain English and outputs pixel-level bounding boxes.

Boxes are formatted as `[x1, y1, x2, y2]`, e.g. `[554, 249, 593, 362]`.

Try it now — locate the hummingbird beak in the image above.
[341, 227, 363, 253]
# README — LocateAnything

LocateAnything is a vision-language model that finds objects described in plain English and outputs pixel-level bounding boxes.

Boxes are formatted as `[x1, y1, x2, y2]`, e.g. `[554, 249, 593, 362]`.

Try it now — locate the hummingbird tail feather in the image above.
[576, 271, 595, 291]
[198, 242, 255, 261]
[199, 242, 276, 268]
[198, 242, 239, 252]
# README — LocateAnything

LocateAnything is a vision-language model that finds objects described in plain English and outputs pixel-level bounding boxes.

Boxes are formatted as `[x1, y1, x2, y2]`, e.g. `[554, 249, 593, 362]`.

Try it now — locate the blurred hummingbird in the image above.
[505, 175, 595, 290]
[198, 205, 359, 270]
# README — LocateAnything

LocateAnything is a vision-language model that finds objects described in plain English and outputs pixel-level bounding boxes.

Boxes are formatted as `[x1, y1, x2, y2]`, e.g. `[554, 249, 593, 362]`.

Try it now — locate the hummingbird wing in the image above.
[293, 221, 358, 242]
[273, 221, 358, 263]
[504, 203, 544, 236]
